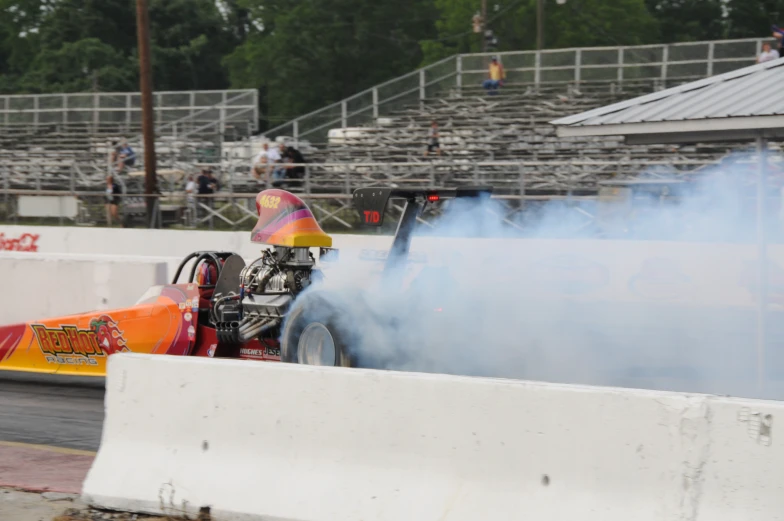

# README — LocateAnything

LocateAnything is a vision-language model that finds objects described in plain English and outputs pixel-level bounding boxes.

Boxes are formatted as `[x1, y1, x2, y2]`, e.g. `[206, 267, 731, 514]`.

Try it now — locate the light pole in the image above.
[135, 0, 158, 227]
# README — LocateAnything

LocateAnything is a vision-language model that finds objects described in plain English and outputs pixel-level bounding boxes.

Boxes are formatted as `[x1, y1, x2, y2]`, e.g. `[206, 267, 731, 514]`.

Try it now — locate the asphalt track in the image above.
[0, 371, 105, 452]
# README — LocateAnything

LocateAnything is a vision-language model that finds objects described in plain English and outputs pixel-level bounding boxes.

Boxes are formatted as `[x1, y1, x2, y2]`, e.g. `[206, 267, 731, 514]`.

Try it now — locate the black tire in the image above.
[280, 291, 355, 367]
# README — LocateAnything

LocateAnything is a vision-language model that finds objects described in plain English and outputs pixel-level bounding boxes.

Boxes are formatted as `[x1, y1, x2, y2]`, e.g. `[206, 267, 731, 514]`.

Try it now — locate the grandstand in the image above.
[0, 89, 258, 191]
[247, 38, 772, 196]
[0, 38, 777, 228]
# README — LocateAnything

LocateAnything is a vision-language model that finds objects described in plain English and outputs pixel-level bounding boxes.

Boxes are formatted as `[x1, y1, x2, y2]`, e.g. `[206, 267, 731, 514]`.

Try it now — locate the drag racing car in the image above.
[0, 186, 492, 376]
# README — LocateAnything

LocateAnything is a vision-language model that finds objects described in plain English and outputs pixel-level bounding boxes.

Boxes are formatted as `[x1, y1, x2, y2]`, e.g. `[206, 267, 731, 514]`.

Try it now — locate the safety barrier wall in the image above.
[0, 224, 779, 309]
[0, 252, 168, 325]
[82, 353, 784, 521]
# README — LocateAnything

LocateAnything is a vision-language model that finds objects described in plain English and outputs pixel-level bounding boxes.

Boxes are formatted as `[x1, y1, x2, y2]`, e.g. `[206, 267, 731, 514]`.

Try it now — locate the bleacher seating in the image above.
[227, 80, 751, 196]
[0, 78, 767, 198]
[0, 121, 228, 191]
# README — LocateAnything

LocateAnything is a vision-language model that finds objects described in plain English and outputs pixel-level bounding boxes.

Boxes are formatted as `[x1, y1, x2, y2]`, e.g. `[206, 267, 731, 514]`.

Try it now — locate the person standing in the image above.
[758, 42, 780, 63]
[185, 174, 197, 225]
[197, 168, 218, 222]
[424, 120, 442, 157]
[482, 57, 506, 95]
[105, 175, 122, 226]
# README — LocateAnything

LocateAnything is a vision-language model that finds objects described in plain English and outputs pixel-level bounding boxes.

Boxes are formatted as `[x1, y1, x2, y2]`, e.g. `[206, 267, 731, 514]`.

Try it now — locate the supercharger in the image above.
[212, 246, 323, 343]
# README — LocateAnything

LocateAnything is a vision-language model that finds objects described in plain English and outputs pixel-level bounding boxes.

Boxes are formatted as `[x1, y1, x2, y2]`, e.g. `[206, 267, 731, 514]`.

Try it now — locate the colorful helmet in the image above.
[196, 259, 220, 286]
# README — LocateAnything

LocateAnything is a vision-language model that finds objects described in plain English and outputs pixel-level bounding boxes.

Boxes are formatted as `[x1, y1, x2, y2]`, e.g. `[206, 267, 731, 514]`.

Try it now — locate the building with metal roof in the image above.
[550, 57, 784, 145]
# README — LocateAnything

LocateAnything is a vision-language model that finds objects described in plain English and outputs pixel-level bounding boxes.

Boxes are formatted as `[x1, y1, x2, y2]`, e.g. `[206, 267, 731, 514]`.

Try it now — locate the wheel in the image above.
[280, 291, 355, 367]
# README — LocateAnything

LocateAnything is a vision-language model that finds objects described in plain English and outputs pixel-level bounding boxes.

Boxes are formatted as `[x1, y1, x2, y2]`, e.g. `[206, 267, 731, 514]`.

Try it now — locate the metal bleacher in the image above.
[0, 38, 778, 230]
[0, 89, 258, 191]
[245, 37, 772, 197]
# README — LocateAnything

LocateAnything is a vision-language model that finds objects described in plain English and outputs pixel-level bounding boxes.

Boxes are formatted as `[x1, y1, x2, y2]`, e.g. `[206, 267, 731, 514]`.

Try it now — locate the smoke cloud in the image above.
[301, 151, 784, 401]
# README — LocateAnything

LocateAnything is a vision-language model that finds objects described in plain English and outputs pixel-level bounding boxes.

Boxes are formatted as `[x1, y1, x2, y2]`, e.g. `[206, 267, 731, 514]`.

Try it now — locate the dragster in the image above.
[0, 186, 492, 375]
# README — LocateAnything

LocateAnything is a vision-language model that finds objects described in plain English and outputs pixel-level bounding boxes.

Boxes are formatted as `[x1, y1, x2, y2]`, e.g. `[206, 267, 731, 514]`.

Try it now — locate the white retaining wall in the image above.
[0, 224, 391, 259]
[1, 224, 781, 309]
[82, 353, 784, 521]
[0, 252, 168, 325]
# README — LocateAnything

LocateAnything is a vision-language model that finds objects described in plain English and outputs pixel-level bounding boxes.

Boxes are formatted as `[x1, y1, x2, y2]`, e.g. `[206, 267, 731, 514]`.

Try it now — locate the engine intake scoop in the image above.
[251, 189, 332, 249]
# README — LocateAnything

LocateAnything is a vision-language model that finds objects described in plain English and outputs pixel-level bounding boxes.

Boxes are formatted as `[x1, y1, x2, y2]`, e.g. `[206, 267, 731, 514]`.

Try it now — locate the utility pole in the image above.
[135, 0, 158, 227]
[481, 0, 488, 52]
[537, 0, 544, 50]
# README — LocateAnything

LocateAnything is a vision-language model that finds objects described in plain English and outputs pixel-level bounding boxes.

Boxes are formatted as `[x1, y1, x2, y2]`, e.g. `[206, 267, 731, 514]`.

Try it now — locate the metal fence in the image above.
[262, 38, 772, 144]
[0, 89, 259, 137]
[1, 158, 721, 195]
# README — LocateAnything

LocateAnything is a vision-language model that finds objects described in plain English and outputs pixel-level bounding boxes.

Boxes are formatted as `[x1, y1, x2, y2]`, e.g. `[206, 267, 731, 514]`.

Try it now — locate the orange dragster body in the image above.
[0, 189, 336, 376]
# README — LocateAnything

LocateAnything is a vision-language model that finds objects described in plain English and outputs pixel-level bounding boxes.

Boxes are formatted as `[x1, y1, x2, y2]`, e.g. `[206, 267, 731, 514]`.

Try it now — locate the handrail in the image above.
[262, 37, 769, 142]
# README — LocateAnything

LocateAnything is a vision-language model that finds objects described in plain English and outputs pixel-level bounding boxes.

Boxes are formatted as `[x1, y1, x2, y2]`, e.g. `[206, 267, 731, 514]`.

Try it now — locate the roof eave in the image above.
[555, 116, 784, 144]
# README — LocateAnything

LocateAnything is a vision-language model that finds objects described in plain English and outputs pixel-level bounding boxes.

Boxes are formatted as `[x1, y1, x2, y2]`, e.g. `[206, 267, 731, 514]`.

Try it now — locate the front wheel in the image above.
[280, 291, 355, 367]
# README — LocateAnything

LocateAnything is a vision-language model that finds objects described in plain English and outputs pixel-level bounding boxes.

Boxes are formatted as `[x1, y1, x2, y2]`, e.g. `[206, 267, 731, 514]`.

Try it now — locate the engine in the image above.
[213, 246, 322, 343]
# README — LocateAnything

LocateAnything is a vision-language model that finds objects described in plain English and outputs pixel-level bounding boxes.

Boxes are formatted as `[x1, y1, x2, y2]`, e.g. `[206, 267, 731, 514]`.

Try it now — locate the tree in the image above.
[147, 0, 239, 91]
[725, 0, 784, 39]
[419, 0, 483, 65]
[645, 0, 725, 43]
[420, 0, 659, 66]
[225, 0, 438, 130]
[0, 0, 238, 93]
[16, 38, 134, 93]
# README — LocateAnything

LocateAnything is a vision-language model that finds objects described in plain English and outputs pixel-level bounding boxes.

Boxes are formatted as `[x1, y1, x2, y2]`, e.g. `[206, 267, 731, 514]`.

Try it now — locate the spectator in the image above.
[197, 168, 218, 219]
[105, 175, 122, 226]
[185, 173, 197, 221]
[758, 42, 780, 63]
[251, 142, 283, 186]
[118, 139, 136, 168]
[424, 120, 442, 157]
[110, 138, 135, 175]
[278, 144, 307, 187]
[773, 25, 784, 56]
[198, 168, 218, 196]
[482, 57, 505, 95]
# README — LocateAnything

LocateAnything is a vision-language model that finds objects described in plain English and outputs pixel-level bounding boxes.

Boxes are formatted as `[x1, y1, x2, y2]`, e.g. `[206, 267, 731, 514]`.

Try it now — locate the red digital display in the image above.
[427, 194, 440, 202]
[363, 210, 381, 224]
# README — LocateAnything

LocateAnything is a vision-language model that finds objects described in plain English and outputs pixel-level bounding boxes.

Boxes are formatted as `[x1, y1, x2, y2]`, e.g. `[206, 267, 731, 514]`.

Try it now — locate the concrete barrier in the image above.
[0, 224, 390, 259]
[82, 353, 784, 521]
[0, 253, 168, 325]
[2, 224, 780, 308]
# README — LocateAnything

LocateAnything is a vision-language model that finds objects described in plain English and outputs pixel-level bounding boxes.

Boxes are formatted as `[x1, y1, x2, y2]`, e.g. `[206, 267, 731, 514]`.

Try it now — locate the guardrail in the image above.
[262, 38, 771, 144]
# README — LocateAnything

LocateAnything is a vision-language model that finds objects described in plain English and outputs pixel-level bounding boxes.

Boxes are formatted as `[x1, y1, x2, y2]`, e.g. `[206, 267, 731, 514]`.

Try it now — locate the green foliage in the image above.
[422, 0, 659, 65]
[0, 0, 236, 93]
[0, 0, 775, 128]
[724, 0, 784, 39]
[645, 0, 725, 42]
[225, 0, 438, 128]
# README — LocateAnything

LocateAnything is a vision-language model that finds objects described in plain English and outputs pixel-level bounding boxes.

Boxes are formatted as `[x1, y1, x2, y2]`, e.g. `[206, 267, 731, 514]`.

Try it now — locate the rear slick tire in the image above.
[280, 291, 354, 367]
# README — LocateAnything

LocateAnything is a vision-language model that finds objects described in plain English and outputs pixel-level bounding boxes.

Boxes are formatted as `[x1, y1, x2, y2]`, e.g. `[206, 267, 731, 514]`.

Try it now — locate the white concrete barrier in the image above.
[0, 253, 168, 325]
[0, 224, 391, 259]
[82, 353, 784, 521]
[2, 224, 780, 308]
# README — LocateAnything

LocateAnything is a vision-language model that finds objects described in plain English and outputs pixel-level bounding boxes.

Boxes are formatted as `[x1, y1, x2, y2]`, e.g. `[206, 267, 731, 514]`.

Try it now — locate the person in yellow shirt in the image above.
[482, 57, 506, 95]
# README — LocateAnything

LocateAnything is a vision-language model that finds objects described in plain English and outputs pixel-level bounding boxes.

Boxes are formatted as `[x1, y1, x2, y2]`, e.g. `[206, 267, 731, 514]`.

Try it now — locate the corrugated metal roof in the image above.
[551, 57, 784, 137]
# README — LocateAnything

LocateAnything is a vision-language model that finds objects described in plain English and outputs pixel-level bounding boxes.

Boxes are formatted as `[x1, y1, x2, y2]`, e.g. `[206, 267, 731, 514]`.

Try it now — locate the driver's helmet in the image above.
[196, 259, 220, 286]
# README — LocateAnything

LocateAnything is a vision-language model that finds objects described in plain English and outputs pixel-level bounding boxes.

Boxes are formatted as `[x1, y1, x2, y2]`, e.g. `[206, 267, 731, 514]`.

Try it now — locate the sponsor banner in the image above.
[0, 232, 39, 252]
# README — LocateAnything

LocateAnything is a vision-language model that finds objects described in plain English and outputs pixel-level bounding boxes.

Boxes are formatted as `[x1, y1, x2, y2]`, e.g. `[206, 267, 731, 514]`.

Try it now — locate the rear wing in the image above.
[352, 186, 493, 227]
[351, 186, 493, 274]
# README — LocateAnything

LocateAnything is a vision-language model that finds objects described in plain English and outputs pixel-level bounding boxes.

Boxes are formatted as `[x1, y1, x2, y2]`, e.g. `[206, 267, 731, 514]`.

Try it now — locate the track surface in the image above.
[0, 372, 105, 451]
